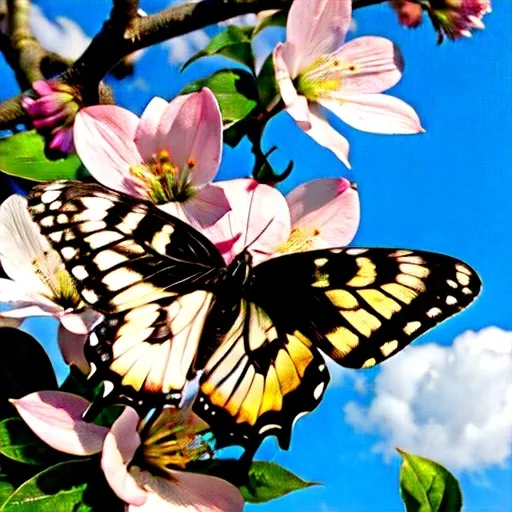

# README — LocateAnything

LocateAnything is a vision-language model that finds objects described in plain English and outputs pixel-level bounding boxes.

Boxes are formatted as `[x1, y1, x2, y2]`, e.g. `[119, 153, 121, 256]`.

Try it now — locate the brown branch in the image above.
[0, 0, 386, 128]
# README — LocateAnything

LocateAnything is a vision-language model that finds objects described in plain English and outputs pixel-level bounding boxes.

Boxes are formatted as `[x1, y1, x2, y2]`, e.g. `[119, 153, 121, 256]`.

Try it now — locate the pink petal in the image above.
[58, 308, 103, 335]
[11, 391, 107, 455]
[285, 178, 360, 251]
[57, 325, 90, 375]
[101, 407, 147, 507]
[300, 103, 351, 167]
[159, 185, 230, 231]
[156, 90, 222, 187]
[273, 44, 311, 127]
[331, 36, 404, 94]
[320, 94, 424, 134]
[128, 470, 244, 512]
[286, 0, 352, 75]
[74, 106, 145, 197]
[205, 179, 290, 266]
[135, 97, 169, 161]
[32, 80, 54, 96]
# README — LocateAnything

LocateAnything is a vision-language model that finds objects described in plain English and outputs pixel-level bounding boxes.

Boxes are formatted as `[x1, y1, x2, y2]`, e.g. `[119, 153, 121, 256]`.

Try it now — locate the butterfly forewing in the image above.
[251, 248, 482, 370]
[27, 181, 225, 314]
[195, 298, 329, 450]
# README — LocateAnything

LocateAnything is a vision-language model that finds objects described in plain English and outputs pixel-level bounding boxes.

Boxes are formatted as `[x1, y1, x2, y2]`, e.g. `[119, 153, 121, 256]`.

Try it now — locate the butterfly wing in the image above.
[195, 248, 481, 450]
[27, 181, 225, 404]
[194, 297, 329, 450]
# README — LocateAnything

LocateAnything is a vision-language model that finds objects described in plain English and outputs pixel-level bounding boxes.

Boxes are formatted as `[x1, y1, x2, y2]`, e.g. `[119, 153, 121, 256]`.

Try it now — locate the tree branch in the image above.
[0, 0, 386, 128]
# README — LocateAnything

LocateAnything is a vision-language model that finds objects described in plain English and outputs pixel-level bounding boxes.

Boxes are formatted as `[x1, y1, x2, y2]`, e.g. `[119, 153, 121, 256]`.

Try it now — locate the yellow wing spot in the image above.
[361, 358, 376, 369]
[49, 232, 63, 243]
[345, 249, 368, 256]
[389, 250, 413, 257]
[276, 227, 315, 254]
[403, 321, 421, 335]
[117, 212, 145, 234]
[381, 283, 418, 304]
[60, 247, 77, 261]
[41, 190, 62, 204]
[347, 257, 376, 287]
[380, 340, 399, 357]
[93, 250, 129, 270]
[103, 268, 142, 292]
[40, 216, 54, 227]
[286, 333, 314, 377]
[259, 365, 283, 414]
[340, 309, 381, 337]
[64, 231, 76, 241]
[79, 220, 107, 233]
[462, 287, 472, 295]
[82, 288, 99, 304]
[215, 365, 254, 411]
[455, 263, 472, 276]
[312, 257, 330, 288]
[446, 279, 458, 289]
[112, 282, 174, 310]
[72, 265, 88, 280]
[357, 289, 401, 319]
[456, 272, 470, 286]
[396, 274, 426, 292]
[116, 240, 145, 255]
[151, 225, 175, 255]
[330, 248, 344, 254]
[399, 263, 430, 279]
[325, 289, 358, 310]
[275, 349, 301, 395]
[397, 255, 425, 264]
[236, 373, 264, 426]
[57, 214, 68, 224]
[446, 295, 458, 305]
[427, 307, 442, 318]
[326, 326, 359, 357]
[84, 230, 123, 250]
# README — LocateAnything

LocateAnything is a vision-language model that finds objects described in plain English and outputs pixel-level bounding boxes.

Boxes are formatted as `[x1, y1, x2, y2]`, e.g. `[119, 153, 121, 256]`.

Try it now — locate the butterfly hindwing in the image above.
[27, 181, 225, 314]
[195, 299, 329, 450]
[252, 248, 482, 370]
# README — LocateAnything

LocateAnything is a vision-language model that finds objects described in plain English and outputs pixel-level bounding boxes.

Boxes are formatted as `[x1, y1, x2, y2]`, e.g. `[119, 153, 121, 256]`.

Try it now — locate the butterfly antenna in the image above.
[242, 217, 275, 253]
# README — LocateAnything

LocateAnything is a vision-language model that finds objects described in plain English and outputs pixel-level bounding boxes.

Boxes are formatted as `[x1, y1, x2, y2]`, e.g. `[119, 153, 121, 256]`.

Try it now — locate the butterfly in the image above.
[27, 180, 481, 453]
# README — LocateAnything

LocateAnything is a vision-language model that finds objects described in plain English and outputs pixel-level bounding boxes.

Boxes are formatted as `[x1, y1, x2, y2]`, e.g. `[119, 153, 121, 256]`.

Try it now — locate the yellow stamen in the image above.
[276, 227, 321, 254]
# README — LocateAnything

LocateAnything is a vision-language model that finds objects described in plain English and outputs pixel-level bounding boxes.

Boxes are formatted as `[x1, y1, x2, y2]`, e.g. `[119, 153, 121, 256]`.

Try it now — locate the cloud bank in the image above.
[344, 327, 512, 471]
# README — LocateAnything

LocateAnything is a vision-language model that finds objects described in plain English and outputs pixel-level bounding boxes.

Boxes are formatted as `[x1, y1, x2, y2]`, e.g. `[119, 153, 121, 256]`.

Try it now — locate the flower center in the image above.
[137, 409, 213, 477]
[32, 254, 82, 309]
[297, 56, 358, 100]
[276, 227, 321, 254]
[129, 149, 196, 205]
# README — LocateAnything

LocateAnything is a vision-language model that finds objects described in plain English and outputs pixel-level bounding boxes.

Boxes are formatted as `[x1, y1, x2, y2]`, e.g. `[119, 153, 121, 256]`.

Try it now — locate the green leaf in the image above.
[182, 26, 255, 71]
[253, 9, 287, 37]
[181, 69, 260, 133]
[1, 461, 91, 511]
[0, 328, 57, 420]
[240, 461, 319, 504]
[0, 418, 65, 466]
[256, 53, 280, 110]
[0, 131, 86, 182]
[398, 448, 463, 512]
[0, 481, 14, 508]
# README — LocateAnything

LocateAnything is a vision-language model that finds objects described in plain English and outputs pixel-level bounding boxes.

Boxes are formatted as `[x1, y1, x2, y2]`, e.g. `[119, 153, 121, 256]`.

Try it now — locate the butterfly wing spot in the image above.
[340, 309, 381, 337]
[403, 321, 422, 335]
[111, 282, 175, 311]
[103, 268, 142, 292]
[455, 263, 472, 276]
[93, 250, 129, 271]
[462, 287, 472, 295]
[345, 248, 368, 256]
[399, 263, 430, 279]
[326, 326, 359, 357]
[396, 255, 425, 264]
[61, 246, 77, 261]
[396, 274, 426, 292]
[356, 289, 402, 319]
[312, 258, 330, 288]
[446, 295, 458, 306]
[40, 216, 54, 228]
[456, 272, 470, 286]
[151, 225, 175, 255]
[72, 265, 88, 280]
[380, 340, 399, 357]
[325, 289, 358, 309]
[49, 232, 63, 243]
[84, 231, 124, 249]
[74, 208, 109, 222]
[361, 358, 376, 368]
[347, 257, 376, 287]
[79, 221, 107, 233]
[427, 307, 442, 318]
[117, 212, 146, 235]
[81, 197, 114, 211]
[82, 289, 99, 304]
[41, 190, 62, 204]
[381, 283, 418, 304]
[49, 201, 62, 211]
[389, 250, 413, 257]
[313, 382, 325, 400]
[259, 365, 282, 415]
[447, 279, 458, 289]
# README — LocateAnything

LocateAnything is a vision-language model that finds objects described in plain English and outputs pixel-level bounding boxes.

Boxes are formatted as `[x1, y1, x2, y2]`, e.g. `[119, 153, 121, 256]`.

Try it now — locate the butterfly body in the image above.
[27, 181, 482, 452]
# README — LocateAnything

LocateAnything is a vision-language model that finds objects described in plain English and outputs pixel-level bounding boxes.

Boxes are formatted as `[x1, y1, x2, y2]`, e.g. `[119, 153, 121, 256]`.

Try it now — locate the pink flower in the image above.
[428, 0, 491, 42]
[12, 391, 244, 512]
[21, 81, 80, 153]
[0, 195, 102, 372]
[273, 0, 424, 166]
[74, 89, 230, 231]
[389, 1, 424, 28]
[206, 177, 359, 266]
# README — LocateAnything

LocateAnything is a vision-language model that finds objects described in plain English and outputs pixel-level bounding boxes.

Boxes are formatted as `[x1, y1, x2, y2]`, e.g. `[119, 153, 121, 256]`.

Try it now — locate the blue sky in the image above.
[1, 1, 511, 510]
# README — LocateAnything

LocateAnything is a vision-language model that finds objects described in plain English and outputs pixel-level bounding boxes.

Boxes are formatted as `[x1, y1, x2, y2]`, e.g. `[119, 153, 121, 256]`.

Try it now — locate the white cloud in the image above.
[29, 5, 91, 61]
[163, 29, 210, 65]
[326, 356, 367, 394]
[344, 327, 512, 471]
